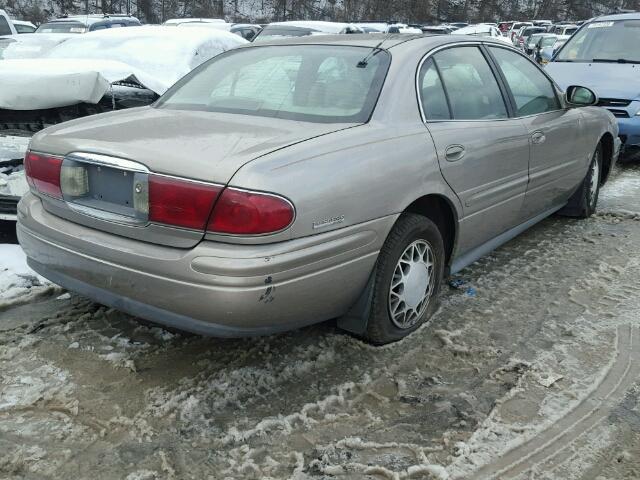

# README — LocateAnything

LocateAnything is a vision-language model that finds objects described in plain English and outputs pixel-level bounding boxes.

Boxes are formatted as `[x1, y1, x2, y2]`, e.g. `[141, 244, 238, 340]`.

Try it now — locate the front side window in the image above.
[418, 57, 450, 120]
[432, 46, 507, 120]
[489, 47, 560, 116]
[157, 45, 390, 124]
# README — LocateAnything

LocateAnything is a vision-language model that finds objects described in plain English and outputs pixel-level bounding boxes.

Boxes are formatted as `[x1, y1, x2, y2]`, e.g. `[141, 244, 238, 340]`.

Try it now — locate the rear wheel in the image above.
[363, 214, 444, 344]
[560, 143, 602, 218]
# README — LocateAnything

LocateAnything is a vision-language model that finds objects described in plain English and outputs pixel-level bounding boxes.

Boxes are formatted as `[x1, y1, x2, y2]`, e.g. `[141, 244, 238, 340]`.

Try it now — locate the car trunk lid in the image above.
[28, 107, 355, 247]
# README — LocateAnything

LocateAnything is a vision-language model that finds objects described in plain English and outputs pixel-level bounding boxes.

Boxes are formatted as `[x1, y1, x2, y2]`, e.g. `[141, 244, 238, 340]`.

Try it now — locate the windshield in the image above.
[157, 45, 390, 124]
[556, 20, 640, 62]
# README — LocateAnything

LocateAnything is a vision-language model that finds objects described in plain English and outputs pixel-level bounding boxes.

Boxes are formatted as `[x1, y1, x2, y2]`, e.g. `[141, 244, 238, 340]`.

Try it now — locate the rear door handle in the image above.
[531, 131, 546, 144]
[445, 144, 465, 162]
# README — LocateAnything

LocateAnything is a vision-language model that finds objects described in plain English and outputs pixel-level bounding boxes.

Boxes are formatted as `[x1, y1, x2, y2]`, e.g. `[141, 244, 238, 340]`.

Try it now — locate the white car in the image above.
[0, 26, 247, 221]
[453, 24, 512, 44]
[0, 9, 18, 35]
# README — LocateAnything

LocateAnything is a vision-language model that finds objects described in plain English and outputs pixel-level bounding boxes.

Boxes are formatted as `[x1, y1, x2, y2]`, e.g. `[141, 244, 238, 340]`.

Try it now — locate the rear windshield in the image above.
[36, 22, 86, 33]
[541, 36, 557, 47]
[157, 45, 390, 124]
[556, 20, 640, 63]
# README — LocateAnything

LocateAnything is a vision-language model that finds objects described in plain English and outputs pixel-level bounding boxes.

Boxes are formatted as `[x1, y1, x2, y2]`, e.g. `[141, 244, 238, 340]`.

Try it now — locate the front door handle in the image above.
[531, 131, 546, 144]
[445, 144, 465, 162]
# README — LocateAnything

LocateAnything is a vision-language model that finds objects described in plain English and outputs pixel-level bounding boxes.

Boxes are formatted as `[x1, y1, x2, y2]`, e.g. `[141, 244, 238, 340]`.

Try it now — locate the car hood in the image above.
[545, 62, 640, 100]
[0, 58, 167, 110]
[29, 107, 356, 184]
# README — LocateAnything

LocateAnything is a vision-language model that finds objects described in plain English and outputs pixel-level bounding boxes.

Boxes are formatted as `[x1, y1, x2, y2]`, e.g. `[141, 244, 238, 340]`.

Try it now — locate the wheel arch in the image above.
[402, 193, 458, 269]
[599, 132, 614, 185]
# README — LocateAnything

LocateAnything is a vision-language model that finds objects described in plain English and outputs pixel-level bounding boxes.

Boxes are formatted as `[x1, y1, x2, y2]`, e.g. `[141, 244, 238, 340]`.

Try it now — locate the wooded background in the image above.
[1, 0, 638, 29]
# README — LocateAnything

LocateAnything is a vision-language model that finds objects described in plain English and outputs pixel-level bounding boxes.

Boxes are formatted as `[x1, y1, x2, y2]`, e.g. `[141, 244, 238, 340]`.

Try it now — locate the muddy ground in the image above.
[1, 163, 640, 480]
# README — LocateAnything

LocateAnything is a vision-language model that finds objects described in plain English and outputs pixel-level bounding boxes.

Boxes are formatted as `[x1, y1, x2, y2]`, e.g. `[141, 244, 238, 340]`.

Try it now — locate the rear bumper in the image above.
[17, 193, 392, 336]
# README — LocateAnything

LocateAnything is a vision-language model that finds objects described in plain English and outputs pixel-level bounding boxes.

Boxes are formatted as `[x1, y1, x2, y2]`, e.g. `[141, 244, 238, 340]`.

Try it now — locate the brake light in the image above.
[208, 188, 294, 235]
[24, 151, 63, 199]
[148, 175, 222, 230]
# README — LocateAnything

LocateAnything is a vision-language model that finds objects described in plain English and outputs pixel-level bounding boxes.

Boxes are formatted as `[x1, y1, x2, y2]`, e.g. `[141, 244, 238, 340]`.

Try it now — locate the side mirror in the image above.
[566, 85, 598, 106]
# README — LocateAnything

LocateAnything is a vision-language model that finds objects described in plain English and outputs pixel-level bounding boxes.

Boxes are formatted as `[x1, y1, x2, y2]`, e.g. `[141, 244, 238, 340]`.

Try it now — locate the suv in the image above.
[36, 14, 141, 33]
[0, 9, 18, 35]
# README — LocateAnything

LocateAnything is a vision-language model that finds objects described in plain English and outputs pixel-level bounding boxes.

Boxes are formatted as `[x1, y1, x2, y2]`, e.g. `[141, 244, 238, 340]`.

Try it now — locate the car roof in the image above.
[238, 33, 509, 53]
[593, 12, 640, 21]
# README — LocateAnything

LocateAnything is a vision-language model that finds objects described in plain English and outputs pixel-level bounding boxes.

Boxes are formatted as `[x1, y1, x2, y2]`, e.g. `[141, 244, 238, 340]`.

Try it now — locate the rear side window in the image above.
[0, 16, 12, 35]
[432, 46, 507, 120]
[418, 58, 450, 120]
[489, 47, 560, 116]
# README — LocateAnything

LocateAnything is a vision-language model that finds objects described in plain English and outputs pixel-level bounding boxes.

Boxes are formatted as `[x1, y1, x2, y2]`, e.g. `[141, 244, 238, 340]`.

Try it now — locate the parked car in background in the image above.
[508, 21, 532, 42]
[17, 35, 618, 344]
[525, 31, 548, 54]
[386, 23, 422, 34]
[517, 26, 547, 50]
[177, 21, 262, 41]
[537, 34, 569, 63]
[546, 13, 640, 160]
[0, 26, 246, 221]
[36, 14, 141, 33]
[549, 23, 578, 36]
[12, 20, 36, 33]
[0, 9, 18, 35]
[420, 25, 453, 34]
[163, 17, 226, 26]
[447, 22, 469, 29]
[532, 34, 558, 63]
[253, 21, 354, 42]
[498, 21, 515, 34]
[453, 24, 512, 43]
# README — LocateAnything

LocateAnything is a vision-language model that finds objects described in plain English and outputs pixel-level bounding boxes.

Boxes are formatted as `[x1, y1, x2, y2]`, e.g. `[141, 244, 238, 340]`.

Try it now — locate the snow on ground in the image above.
[0, 163, 640, 479]
[0, 244, 55, 307]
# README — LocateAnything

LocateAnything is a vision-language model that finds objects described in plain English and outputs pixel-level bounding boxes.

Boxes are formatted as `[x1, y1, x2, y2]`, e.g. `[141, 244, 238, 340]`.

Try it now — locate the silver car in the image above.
[17, 35, 620, 344]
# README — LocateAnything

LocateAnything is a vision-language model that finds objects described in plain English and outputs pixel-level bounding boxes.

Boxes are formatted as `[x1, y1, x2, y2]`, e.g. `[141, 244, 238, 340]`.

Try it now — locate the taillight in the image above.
[24, 151, 63, 199]
[208, 188, 294, 235]
[148, 175, 222, 230]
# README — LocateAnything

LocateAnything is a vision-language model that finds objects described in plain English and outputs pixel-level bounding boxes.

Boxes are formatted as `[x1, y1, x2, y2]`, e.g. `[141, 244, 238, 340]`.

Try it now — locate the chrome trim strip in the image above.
[67, 203, 149, 227]
[66, 152, 150, 173]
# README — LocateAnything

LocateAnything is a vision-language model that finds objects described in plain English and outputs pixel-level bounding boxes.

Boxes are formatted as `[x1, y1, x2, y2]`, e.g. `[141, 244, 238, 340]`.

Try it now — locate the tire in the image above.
[559, 143, 602, 219]
[363, 213, 445, 345]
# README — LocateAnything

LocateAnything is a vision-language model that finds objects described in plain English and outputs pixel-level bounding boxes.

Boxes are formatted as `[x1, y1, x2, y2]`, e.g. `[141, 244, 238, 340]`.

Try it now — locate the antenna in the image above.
[357, 33, 392, 68]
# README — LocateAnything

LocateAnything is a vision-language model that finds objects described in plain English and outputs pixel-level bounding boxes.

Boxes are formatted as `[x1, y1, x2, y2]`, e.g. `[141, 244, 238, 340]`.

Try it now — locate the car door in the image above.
[487, 46, 586, 219]
[418, 45, 530, 254]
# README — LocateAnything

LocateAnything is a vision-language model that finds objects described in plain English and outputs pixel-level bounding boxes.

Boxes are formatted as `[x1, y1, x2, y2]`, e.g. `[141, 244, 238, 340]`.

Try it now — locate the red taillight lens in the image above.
[24, 151, 63, 199]
[208, 188, 294, 235]
[148, 175, 221, 230]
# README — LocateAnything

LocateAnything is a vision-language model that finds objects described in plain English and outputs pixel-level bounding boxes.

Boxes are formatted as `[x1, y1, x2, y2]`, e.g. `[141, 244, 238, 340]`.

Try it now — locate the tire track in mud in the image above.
[462, 324, 640, 480]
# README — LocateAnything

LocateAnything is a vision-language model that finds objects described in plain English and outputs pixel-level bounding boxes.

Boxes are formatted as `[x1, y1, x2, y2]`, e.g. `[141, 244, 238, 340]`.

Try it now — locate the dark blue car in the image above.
[545, 13, 640, 160]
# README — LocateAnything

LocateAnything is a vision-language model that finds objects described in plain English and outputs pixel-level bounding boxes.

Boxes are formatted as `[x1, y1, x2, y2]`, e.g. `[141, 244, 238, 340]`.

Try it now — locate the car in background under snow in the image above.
[177, 21, 262, 41]
[17, 35, 618, 344]
[36, 14, 141, 33]
[0, 26, 246, 220]
[546, 13, 640, 160]
[253, 21, 362, 42]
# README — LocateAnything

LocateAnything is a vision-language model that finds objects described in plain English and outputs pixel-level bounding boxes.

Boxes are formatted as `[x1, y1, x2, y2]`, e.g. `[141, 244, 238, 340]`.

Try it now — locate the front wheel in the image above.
[560, 143, 602, 218]
[363, 214, 445, 345]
